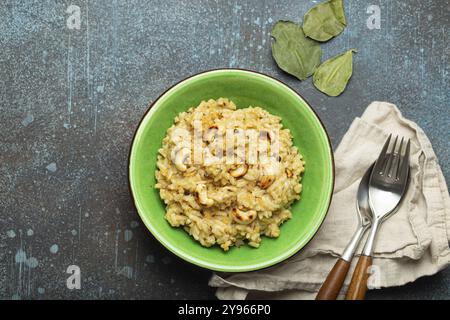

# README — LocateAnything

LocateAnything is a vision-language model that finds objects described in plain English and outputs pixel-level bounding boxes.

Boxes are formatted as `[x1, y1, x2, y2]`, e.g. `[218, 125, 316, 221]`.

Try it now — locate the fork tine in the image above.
[398, 139, 411, 181]
[374, 134, 391, 174]
[384, 135, 398, 176]
[389, 137, 403, 178]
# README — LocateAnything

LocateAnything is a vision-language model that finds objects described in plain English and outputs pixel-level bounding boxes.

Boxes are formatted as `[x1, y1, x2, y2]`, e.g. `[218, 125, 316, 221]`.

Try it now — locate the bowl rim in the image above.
[128, 68, 335, 272]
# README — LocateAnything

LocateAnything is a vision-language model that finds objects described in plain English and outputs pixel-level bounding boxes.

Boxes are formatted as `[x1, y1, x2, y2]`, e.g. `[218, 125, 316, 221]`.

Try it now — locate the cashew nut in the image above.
[258, 162, 279, 189]
[232, 208, 257, 225]
[196, 184, 213, 207]
[229, 164, 249, 178]
[174, 147, 191, 171]
[258, 175, 275, 189]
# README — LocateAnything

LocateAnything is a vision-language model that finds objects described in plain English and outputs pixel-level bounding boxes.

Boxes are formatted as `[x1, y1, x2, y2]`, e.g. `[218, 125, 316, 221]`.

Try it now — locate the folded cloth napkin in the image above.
[209, 101, 450, 299]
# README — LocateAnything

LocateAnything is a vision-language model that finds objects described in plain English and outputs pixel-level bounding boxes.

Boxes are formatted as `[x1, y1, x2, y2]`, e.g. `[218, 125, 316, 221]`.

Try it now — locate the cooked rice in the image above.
[155, 98, 304, 251]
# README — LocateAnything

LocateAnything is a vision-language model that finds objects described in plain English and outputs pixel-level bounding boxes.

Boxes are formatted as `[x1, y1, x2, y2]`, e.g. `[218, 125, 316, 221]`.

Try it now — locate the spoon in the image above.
[316, 164, 373, 300]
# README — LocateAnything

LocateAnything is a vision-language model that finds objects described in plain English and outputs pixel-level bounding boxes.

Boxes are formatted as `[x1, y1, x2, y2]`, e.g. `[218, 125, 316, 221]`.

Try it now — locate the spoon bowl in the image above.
[340, 164, 373, 261]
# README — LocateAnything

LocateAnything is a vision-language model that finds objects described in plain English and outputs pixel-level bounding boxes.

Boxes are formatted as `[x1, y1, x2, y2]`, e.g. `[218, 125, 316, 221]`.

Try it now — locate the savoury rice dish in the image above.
[155, 98, 305, 251]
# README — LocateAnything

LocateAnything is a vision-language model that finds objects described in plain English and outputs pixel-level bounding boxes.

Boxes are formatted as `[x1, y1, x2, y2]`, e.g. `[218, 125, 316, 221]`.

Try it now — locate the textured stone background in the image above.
[0, 0, 448, 299]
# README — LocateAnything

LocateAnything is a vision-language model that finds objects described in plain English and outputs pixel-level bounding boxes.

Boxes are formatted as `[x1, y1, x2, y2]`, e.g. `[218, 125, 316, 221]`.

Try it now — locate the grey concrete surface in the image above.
[0, 0, 448, 299]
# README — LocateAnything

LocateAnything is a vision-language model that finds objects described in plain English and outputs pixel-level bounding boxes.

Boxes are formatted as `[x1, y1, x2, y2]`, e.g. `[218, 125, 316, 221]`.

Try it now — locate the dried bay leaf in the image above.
[303, 0, 347, 42]
[271, 21, 322, 80]
[313, 49, 356, 96]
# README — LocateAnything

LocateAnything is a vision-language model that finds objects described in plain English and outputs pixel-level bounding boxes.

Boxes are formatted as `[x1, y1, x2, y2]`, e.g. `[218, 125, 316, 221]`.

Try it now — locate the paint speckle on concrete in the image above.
[21, 114, 34, 127]
[14, 249, 39, 268]
[26, 257, 39, 268]
[124, 229, 133, 242]
[37, 287, 45, 294]
[6, 230, 16, 238]
[15, 249, 27, 263]
[46, 162, 57, 173]
[50, 244, 59, 254]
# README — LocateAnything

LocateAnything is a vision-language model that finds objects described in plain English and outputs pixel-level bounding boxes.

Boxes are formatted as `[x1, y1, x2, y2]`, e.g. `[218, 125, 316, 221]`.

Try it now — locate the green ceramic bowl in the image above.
[129, 69, 334, 272]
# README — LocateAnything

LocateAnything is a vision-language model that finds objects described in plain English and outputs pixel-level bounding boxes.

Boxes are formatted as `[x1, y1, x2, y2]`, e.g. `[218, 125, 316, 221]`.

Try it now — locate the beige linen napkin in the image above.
[209, 101, 450, 300]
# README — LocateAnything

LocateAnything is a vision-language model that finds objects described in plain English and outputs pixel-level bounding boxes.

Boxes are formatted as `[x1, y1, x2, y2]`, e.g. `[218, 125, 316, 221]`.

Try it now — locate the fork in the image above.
[345, 135, 411, 300]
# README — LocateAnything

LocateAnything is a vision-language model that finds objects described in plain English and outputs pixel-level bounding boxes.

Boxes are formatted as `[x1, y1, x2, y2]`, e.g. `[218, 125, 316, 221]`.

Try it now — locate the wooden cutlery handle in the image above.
[345, 255, 373, 300]
[316, 258, 351, 300]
